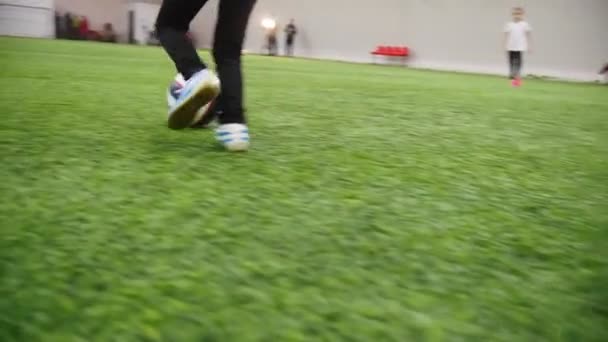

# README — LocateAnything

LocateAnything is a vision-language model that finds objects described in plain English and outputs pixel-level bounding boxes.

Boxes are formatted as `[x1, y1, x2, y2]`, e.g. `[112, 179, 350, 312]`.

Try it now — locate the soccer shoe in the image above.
[168, 69, 220, 129]
[216, 123, 250, 152]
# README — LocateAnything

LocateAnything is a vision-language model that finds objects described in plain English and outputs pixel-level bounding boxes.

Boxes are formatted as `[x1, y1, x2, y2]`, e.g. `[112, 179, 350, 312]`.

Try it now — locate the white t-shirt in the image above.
[504, 21, 532, 51]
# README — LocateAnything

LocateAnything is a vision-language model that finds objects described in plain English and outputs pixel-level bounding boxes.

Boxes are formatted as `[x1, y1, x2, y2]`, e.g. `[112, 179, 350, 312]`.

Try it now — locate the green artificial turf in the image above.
[1, 37, 607, 341]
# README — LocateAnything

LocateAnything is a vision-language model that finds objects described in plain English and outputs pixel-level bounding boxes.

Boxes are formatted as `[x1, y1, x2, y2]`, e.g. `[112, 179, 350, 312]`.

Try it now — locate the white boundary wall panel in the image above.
[191, 0, 608, 81]
[0, 0, 55, 38]
[126, 1, 160, 45]
[7, 0, 604, 81]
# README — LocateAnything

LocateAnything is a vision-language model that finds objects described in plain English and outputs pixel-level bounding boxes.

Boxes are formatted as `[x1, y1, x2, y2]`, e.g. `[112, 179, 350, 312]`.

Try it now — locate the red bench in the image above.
[371, 45, 410, 64]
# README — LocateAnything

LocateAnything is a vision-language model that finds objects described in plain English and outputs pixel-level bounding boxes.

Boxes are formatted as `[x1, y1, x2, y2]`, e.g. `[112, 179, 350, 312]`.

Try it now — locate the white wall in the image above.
[399, 0, 608, 80]
[25, 0, 608, 80]
[0, 0, 55, 38]
[191, 0, 608, 81]
[126, 1, 160, 45]
[52, 0, 209, 46]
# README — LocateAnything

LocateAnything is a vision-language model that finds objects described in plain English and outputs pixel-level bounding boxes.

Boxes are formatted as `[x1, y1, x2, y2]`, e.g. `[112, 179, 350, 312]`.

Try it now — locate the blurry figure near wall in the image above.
[503, 7, 532, 87]
[599, 62, 608, 84]
[72, 15, 82, 39]
[100, 23, 117, 43]
[266, 27, 278, 56]
[79, 16, 90, 40]
[147, 30, 161, 46]
[54, 11, 62, 38]
[284, 19, 297, 56]
[63, 12, 76, 39]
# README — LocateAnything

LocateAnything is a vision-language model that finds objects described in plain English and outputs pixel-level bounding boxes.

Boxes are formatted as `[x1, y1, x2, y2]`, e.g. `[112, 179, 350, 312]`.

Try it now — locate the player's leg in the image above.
[508, 51, 516, 79]
[514, 51, 523, 86]
[269, 36, 277, 56]
[286, 39, 293, 56]
[212, 0, 257, 151]
[156, 0, 220, 129]
[514, 52, 522, 79]
[156, 0, 206, 79]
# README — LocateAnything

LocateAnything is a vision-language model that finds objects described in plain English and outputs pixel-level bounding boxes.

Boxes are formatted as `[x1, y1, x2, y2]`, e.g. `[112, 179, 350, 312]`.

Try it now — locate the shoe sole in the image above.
[168, 83, 219, 129]
[190, 99, 217, 129]
[224, 141, 250, 152]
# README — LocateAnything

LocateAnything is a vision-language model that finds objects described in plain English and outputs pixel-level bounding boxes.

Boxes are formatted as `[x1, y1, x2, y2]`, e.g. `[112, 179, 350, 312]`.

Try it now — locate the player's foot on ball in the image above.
[216, 123, 249, 152]
[168, 69, 220, 129]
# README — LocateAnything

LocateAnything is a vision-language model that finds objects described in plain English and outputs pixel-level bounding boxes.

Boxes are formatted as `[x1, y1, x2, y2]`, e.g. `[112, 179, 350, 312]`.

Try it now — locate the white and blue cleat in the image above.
[167, 69, 220, 129]
[216, 123, 250, 152]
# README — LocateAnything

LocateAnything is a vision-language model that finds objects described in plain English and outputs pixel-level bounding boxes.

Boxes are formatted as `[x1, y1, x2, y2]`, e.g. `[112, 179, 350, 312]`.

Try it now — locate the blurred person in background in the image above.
[72, 15, 82, 39]
[79, 16, 90, 40]
[261, 17, 277, 55]
[101, 23, 117, 43]
[146, 30, 160, 46]
[54, 11, 62, 38]
[266, 24, 278, 56]
[155, 0, 257, 151]
[63, 12, 75, 39]
[504, 7, 532, 87]
[284, 19, 297, 57]
[598, 62, 608, 84]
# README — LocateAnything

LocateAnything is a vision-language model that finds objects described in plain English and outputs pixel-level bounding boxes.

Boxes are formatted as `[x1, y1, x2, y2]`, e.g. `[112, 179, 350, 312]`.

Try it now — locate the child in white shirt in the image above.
[504, 7, 532, 86]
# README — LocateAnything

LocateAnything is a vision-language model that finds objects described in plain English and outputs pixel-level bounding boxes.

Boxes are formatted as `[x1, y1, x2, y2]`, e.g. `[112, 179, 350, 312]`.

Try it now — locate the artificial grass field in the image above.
[1, 37, 607, 341]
